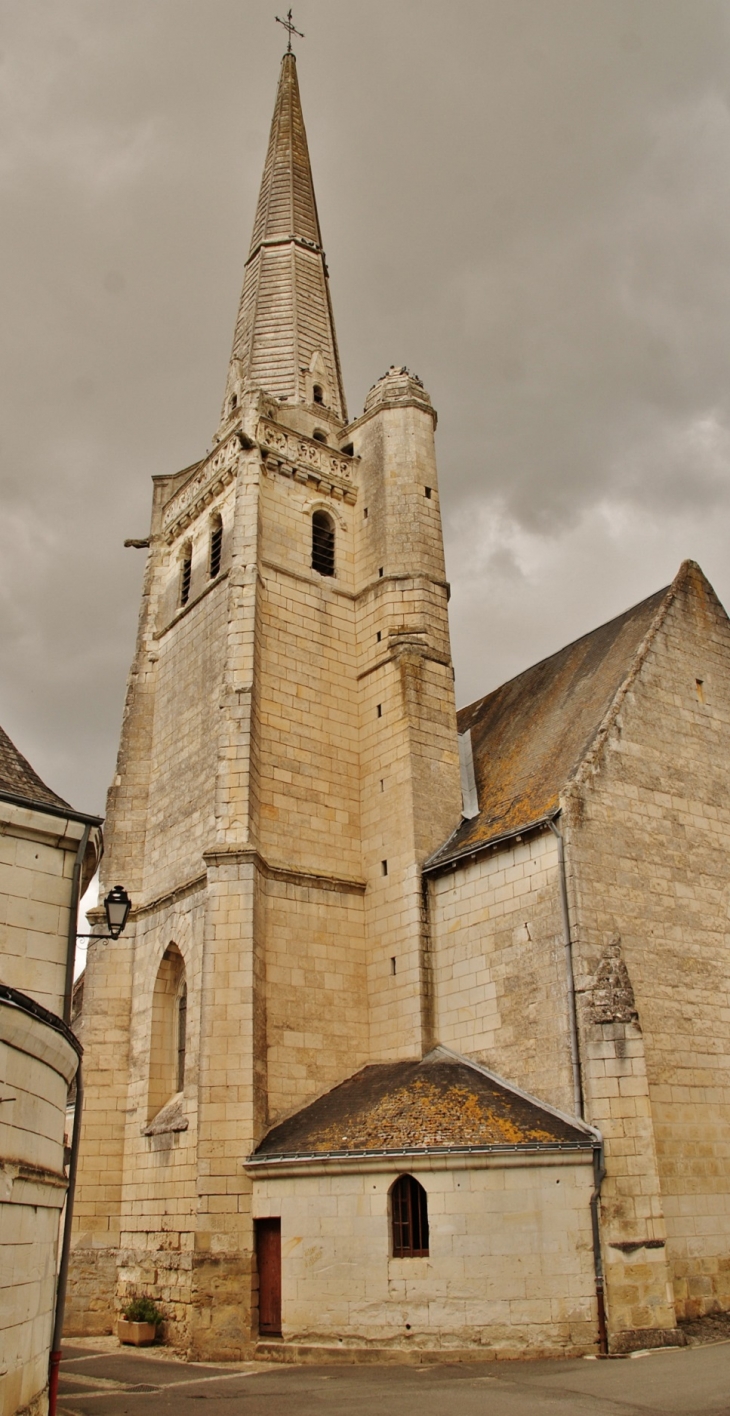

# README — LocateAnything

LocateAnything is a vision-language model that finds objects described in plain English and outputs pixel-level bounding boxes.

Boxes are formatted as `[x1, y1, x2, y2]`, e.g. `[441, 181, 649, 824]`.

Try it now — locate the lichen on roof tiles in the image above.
[254, 1051, 590, 1157]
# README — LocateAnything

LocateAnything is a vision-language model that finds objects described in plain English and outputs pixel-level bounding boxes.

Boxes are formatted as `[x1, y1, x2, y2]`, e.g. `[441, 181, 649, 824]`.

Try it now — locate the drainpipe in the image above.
[591, 1139, 609, 1356]
[547, 817, 608, 1355]
[49, 1060, 83, 1416]
[548, 816, 583, 1118]
[63, 823, 91, 1025]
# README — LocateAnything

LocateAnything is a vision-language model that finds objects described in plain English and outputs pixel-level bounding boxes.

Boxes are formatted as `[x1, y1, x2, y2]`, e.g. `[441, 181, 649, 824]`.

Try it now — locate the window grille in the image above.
[312, 510, 335, 576]
[177, 983, 187, 1092]
[209, 516, 223, 579]
[391, 1174, 429, 1257]
[180, 545, 192, 606]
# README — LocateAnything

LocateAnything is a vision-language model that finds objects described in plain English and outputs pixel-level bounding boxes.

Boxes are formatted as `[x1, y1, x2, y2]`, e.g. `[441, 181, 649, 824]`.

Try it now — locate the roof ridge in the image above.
[458, 580, 672, 727]
[426, 1045, 599, 1137]
[565, 560, 705, 798]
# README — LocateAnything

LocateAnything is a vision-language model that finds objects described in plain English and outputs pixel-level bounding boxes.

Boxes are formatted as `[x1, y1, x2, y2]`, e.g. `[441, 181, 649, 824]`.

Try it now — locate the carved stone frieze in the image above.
[257, 418, 357, 504]
[162, 435, 241, 540]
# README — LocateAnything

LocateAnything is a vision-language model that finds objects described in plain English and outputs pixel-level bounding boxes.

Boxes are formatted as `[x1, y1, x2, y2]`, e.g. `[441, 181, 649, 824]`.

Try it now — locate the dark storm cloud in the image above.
[1, 0, 730, 807]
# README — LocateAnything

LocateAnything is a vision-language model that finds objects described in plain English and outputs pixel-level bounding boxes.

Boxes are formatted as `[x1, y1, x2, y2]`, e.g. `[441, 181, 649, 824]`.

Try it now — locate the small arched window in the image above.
[209, 514, 223, 579]
[391, 1174, 429, 1257]
[180, 543, 192, 607]
[229, 393, 238, 413]
[177, 982, 187, 1092]
[313, 430, 327, 444]
[148, 944, 186, 1120]
[312, 510, 335, 577]
[313, 383, 324, 405]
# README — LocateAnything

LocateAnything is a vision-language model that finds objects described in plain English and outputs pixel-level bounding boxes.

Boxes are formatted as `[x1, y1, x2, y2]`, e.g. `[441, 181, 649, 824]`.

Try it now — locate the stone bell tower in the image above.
[68, 49, 461, 1356]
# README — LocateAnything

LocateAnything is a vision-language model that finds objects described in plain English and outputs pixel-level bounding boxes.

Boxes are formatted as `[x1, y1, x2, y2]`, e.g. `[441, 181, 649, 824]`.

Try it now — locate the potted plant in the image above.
[118, 1296, 163, 1346]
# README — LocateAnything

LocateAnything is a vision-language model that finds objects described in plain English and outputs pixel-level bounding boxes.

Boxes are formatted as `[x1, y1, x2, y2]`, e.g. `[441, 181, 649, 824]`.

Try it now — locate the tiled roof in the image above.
[252, 1049, 591, 1158]
[0, 724, 73, 813]
[227, 53, 347, 420]
[426, 567, 704, 870]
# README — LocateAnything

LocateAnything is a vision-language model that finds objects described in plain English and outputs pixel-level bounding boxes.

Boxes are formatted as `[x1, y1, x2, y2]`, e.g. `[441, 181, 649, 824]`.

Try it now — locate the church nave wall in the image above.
[568, 566, 730, 1322]
[429, 830, 575, 1117]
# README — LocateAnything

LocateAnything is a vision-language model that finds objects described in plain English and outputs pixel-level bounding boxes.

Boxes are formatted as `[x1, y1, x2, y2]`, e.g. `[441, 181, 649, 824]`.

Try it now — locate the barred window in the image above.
[180, 543, 192, 606]
[312, 510, 335, 576]
[209, 515, 223, 579]
[177, 982, 187, 1092]
[391, 1174, 429, 1257]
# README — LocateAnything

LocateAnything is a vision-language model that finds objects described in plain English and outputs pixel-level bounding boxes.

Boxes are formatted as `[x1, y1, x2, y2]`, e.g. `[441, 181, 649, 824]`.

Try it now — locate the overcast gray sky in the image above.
[2, 0, 730, 817]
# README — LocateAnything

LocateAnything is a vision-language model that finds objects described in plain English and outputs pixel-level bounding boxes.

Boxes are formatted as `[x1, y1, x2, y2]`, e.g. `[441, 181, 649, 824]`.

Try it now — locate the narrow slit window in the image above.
[390, 957, 396, 975]
[695, 679, 705, 703]
[180, 544, 192, 607]
[209, 515, 223, 579]
[391, 1174, 429, 1257]
[377, 704, 382, 717]
[425, 486, 432, 498]
[381, 859, 388, 876]
[312, 510, 335, 576]
[376, 630, 381, 642]
[177, 983, 187, 1092]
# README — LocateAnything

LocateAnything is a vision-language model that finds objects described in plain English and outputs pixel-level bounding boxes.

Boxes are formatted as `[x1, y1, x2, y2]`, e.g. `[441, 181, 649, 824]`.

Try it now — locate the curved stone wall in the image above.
[0, 997, 79, 1416]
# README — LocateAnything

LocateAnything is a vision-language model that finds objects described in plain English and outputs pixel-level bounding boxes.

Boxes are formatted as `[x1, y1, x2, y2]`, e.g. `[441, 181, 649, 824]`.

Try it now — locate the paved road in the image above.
[58, 1339, 730, 1416]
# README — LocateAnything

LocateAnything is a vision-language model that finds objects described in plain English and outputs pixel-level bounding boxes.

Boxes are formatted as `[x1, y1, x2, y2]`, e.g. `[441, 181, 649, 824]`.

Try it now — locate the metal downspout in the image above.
[591, 1139, 609, 1355]
[547, 816, 609, 1355]
[548, 816, 583, 1118]
[63, 823, 91, 1025]
[48, 1061, 83, 1415]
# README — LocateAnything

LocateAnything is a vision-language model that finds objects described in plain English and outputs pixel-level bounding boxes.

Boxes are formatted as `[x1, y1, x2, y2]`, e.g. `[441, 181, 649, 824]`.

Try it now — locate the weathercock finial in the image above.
[276, 8, 304, 53]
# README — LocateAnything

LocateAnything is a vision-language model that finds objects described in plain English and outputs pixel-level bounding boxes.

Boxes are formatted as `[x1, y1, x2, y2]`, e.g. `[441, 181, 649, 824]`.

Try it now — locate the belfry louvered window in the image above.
[180, 543, 192, 606]
[391, 1174, 429, 1257]
[312, 510, 335, 576]
[209, 514, 223, 579]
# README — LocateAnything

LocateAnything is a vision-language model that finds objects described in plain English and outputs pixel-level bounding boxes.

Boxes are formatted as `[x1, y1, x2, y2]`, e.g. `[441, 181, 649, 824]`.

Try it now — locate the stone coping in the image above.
[0, 987, 81, 1081]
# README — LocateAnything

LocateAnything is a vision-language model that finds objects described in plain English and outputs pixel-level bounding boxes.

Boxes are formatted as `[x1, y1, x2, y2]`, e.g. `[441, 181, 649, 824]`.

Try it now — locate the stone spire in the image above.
[221, 52, 347, 424]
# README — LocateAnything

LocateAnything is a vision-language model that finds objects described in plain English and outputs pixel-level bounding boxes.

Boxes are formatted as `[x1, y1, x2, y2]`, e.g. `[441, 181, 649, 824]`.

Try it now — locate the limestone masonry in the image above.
[66, 49, 730, 1361]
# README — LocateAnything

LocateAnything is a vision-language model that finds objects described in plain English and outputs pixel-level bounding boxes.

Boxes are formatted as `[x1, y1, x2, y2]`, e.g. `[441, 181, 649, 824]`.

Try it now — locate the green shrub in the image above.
[122, 1296, 163, 1326]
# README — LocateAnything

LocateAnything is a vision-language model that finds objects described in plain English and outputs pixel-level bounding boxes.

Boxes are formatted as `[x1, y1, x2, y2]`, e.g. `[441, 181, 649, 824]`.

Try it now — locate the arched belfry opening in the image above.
[148, 944, 187, 1122]
[311, 509, 335, 576]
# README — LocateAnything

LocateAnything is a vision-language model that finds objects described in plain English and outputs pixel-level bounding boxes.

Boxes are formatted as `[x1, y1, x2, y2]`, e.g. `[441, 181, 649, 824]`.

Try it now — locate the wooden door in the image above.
[256, 1218, 282, 1336]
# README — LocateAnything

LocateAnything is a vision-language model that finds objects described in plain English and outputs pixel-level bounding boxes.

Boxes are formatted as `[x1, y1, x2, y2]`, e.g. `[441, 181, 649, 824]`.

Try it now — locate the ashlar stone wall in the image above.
[429, 831, 576, 1116]
[250, 1154, 597, 1357]
[568, 566, 730, 1321]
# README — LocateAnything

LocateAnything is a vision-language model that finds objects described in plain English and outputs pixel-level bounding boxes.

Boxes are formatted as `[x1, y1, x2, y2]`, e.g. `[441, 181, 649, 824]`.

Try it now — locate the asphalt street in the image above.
[56, 1338, 730, 1416]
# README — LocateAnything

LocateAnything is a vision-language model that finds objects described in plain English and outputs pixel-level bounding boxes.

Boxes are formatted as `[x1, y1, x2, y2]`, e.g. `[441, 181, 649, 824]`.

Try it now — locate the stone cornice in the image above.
[203, 844, 365, 894]
[161, 432, 241, 541]
[257, 419, 357, 504]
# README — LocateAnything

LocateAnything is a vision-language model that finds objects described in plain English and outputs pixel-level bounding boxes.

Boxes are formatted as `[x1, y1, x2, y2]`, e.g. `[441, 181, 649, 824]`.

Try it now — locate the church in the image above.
[68, 46, 730, 1361]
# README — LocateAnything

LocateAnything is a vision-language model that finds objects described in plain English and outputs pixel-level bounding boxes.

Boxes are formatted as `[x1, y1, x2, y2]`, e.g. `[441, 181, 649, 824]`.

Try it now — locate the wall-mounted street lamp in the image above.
[76, 885, 132, 941]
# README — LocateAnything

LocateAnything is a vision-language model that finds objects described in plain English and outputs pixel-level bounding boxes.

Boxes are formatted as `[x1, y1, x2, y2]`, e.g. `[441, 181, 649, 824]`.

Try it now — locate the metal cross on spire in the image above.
[276, 8, 304, 53]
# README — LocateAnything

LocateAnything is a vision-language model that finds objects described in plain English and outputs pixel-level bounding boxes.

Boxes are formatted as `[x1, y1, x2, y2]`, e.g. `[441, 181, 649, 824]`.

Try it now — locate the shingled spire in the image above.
[222, 52, 347, 423]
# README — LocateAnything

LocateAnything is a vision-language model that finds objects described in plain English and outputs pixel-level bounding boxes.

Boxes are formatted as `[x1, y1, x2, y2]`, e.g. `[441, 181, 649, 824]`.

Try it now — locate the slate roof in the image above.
[251, 1049, 592, 1160]
[0, 724, 74, 813]
[426, 575, 681, 871]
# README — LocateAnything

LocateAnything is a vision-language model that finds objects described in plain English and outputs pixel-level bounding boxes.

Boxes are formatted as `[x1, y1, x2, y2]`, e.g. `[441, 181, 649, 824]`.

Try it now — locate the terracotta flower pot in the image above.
[118, 1319, 158, 1346]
